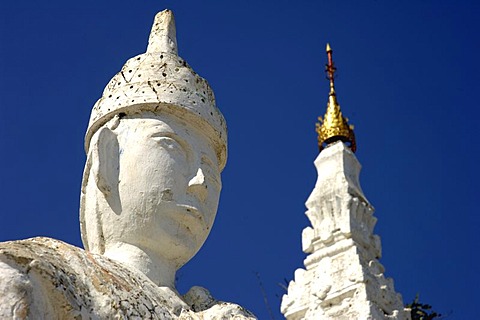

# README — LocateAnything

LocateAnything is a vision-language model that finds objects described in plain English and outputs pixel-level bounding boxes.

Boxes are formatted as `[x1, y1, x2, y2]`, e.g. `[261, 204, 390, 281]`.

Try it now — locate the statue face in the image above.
[101, 113, 222, 268]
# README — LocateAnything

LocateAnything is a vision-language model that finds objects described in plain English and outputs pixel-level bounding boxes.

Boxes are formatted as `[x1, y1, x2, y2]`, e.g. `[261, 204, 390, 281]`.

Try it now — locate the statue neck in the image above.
[103, 242, 177, 288]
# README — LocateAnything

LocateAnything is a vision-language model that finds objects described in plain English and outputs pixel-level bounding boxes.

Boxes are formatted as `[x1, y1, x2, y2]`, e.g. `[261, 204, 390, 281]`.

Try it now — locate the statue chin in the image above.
[102, 203, 213, 270]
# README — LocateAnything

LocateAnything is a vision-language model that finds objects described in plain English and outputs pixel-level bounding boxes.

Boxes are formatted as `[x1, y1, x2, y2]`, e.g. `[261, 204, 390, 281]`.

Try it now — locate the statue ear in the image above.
[91, 127, 120, 198]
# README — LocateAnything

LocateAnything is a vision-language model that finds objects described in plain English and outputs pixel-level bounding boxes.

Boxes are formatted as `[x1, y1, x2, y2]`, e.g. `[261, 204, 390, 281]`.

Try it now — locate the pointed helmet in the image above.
[85, 10, 227, 169]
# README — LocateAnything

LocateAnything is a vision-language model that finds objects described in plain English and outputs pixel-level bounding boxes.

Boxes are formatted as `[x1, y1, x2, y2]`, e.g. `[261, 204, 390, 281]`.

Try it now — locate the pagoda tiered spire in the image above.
[316, 44, 356, 152]
[282, 45, 407, 320]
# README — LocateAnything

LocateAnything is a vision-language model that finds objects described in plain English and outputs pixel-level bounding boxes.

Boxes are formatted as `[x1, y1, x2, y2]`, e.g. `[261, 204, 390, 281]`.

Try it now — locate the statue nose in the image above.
[187, 168, 208, 202]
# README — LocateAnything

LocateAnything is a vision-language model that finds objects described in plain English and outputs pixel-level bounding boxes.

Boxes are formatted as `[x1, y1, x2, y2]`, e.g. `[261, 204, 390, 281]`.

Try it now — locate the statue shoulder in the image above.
[0, 237, 178, 319]
[0, 238, 256, 319]
[183, 286, 257, 319]
[0, 237, 80, 318]
[0, 236, 83, 264]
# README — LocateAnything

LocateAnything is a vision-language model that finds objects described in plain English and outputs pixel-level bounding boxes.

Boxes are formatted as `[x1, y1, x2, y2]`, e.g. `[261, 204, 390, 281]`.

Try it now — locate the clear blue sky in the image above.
[0, 1, 478, 319]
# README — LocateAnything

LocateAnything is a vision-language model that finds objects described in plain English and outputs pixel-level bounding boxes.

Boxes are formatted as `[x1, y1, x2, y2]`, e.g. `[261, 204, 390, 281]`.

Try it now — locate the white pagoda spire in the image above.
[281, 45, 409, 320]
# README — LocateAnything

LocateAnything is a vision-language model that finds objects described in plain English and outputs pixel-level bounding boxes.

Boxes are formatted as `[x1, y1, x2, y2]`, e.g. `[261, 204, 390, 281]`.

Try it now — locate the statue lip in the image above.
[175, 204, 207, 230]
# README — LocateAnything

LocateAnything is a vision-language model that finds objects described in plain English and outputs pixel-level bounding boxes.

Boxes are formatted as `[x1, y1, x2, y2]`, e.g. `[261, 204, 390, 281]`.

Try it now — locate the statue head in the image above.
[79, 10, 227, 271]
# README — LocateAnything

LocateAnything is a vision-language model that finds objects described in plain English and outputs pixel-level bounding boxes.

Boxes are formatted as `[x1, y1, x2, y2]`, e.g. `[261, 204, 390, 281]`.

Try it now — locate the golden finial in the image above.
[316, 44, 356, 152]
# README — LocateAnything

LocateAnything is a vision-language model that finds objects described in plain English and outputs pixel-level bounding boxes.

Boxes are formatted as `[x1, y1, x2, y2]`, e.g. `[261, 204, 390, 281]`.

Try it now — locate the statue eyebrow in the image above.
[149, 131, 192, 156]
[201, 154, 216, 168]
[201, 154, 220, 183]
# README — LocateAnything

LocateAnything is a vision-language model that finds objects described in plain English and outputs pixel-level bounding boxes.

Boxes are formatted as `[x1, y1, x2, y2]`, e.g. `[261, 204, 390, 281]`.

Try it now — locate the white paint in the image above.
[79, 9, 226, 289]
[0, 9, 255, 319]
[281, 142, 410, 320]
[0, 237, 256, 319]
[82, 113, 222, 288]
[84, 10, 227, 171]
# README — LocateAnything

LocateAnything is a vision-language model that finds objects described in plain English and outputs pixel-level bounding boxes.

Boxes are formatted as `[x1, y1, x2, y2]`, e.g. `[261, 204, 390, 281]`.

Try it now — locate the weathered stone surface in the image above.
[281, 142, 409, 320]
[0, 238, 255, 319]
[0, 9, 255, 319]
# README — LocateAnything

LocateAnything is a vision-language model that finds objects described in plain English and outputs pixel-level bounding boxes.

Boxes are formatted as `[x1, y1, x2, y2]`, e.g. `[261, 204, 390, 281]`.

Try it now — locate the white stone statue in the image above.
[0, 10, 255, 319]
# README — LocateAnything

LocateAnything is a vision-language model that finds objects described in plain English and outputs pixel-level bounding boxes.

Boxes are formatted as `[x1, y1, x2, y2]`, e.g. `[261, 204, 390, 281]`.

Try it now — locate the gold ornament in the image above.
[316, 44, 356, 152]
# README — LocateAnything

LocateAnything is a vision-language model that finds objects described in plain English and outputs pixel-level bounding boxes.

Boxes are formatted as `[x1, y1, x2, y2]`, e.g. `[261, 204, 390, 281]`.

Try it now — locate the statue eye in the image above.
[152, 136, 186, 156]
